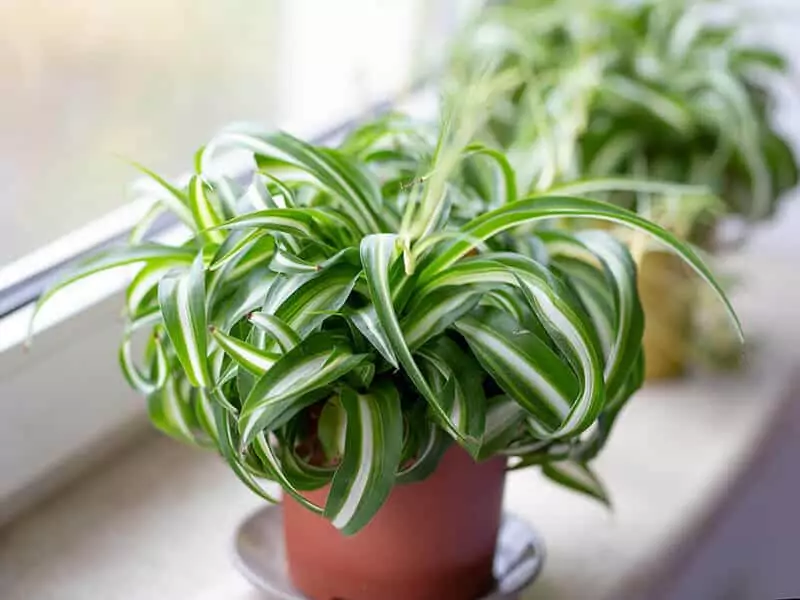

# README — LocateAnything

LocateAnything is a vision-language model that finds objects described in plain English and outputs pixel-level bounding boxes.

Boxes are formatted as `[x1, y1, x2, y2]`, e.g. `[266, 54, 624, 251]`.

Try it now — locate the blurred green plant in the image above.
[452, 0, 798, 242]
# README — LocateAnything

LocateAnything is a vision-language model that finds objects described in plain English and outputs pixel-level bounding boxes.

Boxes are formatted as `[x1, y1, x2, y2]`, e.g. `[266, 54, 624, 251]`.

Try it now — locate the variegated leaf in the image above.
[247, 312, 300, 353]
[252, 433, 325, 514]
[119, 332, 168, 396]
[324, 382, 403, 534]
[158, 253, 211, 388]
[239, 336, 369, 448]
[360, 234, 466, 442]
[542, 460, 610, 506]
[32, 244, 195, 337]
[213, 405, 280, 503]
[188, 175, 225, 243]
[421, 195, 741, 339]
[210, 326, 280, 376]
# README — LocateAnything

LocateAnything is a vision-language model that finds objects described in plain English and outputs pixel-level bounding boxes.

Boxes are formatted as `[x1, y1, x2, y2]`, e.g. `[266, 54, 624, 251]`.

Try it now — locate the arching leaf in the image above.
[324, 382, 403, 534]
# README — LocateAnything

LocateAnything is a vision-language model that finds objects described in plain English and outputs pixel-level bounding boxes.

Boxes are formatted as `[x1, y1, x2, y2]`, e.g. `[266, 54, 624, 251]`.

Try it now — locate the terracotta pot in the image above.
[283, 446, 507, 600]
[638, 250, 695, 380]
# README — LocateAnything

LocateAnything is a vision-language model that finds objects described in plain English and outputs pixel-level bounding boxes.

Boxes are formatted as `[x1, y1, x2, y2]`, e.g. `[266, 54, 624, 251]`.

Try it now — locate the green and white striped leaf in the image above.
[317, 397, 347, 462]
[213, 405, 280, 503]
[210, 267, 274, 330]
[127, 305, 162, 334]
[395, 419, 451, 485]
[240, 174, 272, 211]
[402, 286, 482, 351]
[210, 326, 279, 376]
[421, 195, 741, 338]
[209, 229, 266, 272]
[494, 258, 607, 438]
[262, 272, 316, 315]
[158, 254, 211, 388]
[119, 332, 168, 396]
[272, 263, 361, 340]
[147, 374, 198, 443]
[546, 177, 710, 199]
[324, 382, 403, 535]
[360, 234, 465, 442]
[478, 395, 526, 459]
[542, 460, 610, 506]
[261, 173, 297, 209]
[252, 433, 325, 514]
[349, 306, 398, 369]
[269, 247, 318, 274]
[32, 244, 196, 336]
[206, 128, 388, 234]
[464, 143, 518, 205]
[455, 308, 582, 437]
[247, 312, 300, 353]
[207, 367, 240, 414]
[269, 245, 360, 276]
[543, 230, 644, 397]
[128, 161, 195, 228]
[188, 175, 225, 243]
[223, 237, 276, 283]
[239, 336, 369, 448]
[211, 176, 244, 219]
[417, 336, 486, 449]
[126, 260, 190, 317]
[419, 252, 606, 438]
[216, 208, 320, 239]
[194, 388, 220, 444]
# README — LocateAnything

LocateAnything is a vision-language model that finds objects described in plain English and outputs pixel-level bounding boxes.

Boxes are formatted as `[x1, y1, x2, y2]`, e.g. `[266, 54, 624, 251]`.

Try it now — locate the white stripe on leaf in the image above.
[239, 341, 368, 448]
[248, 312, 300, 353]
[350, 307, 398, 368]
[253, 433, 324, 514]
[325, 383, 403, 534]
[419, 196, 741, 340]
[158, 254, 211, 388]
[542, 460, 610, 506]
[329, 393, 374, 530]
[210, 327, 279, 375]
[189, 175, 224, 243]
[360, 234, 465, 442]
[119, 333, 167, 396]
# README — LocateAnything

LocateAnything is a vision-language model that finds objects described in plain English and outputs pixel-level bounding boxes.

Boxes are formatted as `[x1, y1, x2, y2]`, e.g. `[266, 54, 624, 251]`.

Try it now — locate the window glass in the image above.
[0, 0, 443, 265]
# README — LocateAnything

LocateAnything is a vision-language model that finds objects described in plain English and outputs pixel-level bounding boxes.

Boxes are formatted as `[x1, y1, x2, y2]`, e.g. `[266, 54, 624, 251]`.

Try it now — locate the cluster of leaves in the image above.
[32, 108, 738, 534]
[453, 0, 798, 241]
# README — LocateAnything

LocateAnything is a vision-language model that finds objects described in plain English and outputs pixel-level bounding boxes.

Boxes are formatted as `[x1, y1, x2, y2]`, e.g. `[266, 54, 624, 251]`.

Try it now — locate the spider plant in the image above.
[453, 0, 798, 241]
[31, 94, 739, 534]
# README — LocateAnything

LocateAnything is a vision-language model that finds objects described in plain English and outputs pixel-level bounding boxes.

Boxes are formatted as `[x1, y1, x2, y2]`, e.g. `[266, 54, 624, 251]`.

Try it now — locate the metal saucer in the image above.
[233, 505, 545, 600]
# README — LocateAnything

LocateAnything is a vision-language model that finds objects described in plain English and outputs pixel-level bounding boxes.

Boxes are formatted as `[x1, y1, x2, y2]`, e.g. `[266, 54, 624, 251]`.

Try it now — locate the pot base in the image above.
[234, 505, 545, 600]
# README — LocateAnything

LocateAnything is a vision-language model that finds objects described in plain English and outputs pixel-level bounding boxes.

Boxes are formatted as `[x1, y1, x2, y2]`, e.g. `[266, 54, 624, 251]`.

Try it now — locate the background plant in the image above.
[453, 0, 798, 242]
[32, 87, 738, 534]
